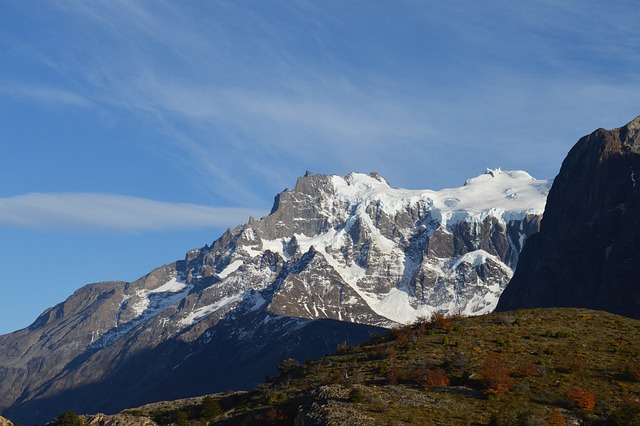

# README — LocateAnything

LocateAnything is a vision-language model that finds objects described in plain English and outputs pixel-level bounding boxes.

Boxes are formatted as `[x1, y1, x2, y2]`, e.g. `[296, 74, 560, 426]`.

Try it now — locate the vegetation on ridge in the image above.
[75, 308, 639, 425]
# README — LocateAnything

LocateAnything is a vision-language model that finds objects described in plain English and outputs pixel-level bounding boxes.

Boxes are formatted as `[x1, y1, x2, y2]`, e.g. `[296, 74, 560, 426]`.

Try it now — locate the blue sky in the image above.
[1, 1, 639, 334]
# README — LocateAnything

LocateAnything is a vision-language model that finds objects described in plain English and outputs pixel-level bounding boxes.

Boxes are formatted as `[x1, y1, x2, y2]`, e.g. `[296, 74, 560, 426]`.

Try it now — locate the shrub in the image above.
[336, 341, 351, 354]
[481, 356, 514, 397]
[200, 395, 223, 419]
[389, 324, 413, 345]
[387, 366, 404, 385]
[624, 360, 640, 381]
[253, 408, 288, 425]
[421, 369, 450, 389]
[513, 362, 540, 378]
[348, 387, 366, 403]
[558, 357, 586, 374]
[444, 351, 470, 376]
[432, 312, 453, 330]
[51, 411, 85, 426]
[374, 346, 397, 359]
[277, 358, 301, 377]
[329, 368, 345, 384]
[565, 387, 596, 411]
[169, 410, 189, 426]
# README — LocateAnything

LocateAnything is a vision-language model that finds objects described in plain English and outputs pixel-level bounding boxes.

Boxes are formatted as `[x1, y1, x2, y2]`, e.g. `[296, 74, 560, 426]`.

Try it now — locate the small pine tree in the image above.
[51, 411, 85, 426]
[348, 387, 366, 403]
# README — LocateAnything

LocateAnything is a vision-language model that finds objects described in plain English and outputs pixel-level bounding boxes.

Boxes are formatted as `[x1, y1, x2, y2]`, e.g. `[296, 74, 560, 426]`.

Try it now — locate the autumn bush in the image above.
[388, 324, 413, 346]
[421, 369, 450, 389]
[387, 366, 403, 385]
[253, 407, 288, 425]
[513, 362, 540, 378]
[431, 312, 453, 330]
[565, 386, 596, 411]
[562, 357, 586, 373]
[481, 356, 514, 397]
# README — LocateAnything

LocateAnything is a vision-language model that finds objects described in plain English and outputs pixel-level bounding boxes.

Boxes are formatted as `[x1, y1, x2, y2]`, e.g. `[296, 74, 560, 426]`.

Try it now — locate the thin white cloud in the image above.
[0, 193, 264, 233]
[8, 0, 640, 198]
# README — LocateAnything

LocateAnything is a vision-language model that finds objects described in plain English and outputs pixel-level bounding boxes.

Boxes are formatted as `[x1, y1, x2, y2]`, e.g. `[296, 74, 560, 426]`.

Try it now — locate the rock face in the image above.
[0, 170, 548, 424]
[497, 116, 640, 318]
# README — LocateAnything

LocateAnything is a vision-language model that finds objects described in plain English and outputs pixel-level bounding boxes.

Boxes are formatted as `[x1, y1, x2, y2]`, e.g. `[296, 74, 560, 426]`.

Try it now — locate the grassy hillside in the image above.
[81, 308, 639, 425]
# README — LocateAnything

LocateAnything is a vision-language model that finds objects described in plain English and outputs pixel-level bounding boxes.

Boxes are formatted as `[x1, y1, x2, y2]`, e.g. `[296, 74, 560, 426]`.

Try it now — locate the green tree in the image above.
[51, 411, 85, 426]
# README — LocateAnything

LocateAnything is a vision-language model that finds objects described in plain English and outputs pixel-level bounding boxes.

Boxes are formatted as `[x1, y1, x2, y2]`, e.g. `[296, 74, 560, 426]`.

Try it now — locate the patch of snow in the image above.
[130, 276, 193, 319]
[148, 277, 189, 294]
[243, 245, 263, 258]
[246, 291, 267, 311]
[178, 294, 243, 327]
[450, 250, 504, 271]
[218, 259, 243, 279]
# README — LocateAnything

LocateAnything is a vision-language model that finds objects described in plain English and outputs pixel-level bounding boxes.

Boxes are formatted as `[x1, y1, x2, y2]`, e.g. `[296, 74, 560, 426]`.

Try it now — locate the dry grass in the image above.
[112, 308, 640, 425]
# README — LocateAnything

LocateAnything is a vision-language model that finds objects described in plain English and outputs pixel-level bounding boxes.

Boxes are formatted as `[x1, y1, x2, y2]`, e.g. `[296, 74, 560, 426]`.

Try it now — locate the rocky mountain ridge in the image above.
[0, 169, 548, 424]
[497, 115, 640, 318]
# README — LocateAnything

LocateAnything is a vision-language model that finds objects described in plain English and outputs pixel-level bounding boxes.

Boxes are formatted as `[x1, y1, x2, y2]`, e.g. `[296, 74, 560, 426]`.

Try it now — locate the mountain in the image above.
[497, 116, 640, 318]
[0, 169, 549, 424]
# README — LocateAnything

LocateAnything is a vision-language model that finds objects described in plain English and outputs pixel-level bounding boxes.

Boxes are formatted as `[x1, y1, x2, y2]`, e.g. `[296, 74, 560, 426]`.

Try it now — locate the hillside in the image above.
[75, 308, 640, 425]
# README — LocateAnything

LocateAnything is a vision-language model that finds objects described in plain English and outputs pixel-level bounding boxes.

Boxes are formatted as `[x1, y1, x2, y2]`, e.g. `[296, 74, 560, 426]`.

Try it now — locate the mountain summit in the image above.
[0, 169, 549, 423]
[497, 116, 640, 318]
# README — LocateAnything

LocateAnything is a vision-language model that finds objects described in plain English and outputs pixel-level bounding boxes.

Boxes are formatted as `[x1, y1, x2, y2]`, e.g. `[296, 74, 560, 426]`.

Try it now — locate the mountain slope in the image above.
[0, 170, 549, 424]
[82, 308, 640, 426]
[497, 116, 640, 318]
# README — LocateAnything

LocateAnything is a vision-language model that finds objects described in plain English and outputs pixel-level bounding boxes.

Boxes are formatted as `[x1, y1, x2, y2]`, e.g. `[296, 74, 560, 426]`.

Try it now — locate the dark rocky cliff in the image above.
[497, 116, 640, 318]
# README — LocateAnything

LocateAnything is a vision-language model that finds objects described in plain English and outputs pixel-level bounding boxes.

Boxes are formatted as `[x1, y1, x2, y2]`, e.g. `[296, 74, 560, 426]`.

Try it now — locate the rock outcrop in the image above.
[497, 116, 640, 318]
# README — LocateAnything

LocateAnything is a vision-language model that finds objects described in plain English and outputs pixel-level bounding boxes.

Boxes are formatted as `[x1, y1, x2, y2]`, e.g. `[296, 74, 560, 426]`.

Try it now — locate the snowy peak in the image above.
[191, 169, 549, 325]
[274, 169, 550, 232]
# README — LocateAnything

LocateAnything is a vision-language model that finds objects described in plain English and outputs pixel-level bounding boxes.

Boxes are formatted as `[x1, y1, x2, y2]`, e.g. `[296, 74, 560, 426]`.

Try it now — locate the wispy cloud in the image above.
[9, 2, 438, 196]
[0, 193, 263, 233]
[5, 0, 640, 198]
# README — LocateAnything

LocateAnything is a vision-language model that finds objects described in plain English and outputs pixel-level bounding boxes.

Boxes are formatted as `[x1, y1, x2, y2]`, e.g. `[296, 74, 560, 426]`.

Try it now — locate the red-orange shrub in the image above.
[389, 325, 413, 345]
[431, 312, 453, 330]
[421, 369, 450, 389]
[387, 367, 404, 385]
[565, 387, 596, 411]
[481, 356, 513, 397]
[513, 362, 540, 378]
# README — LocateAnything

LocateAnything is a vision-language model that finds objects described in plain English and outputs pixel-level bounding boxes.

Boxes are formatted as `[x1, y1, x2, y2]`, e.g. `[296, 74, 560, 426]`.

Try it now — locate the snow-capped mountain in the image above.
[0, 169, 549, 423]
